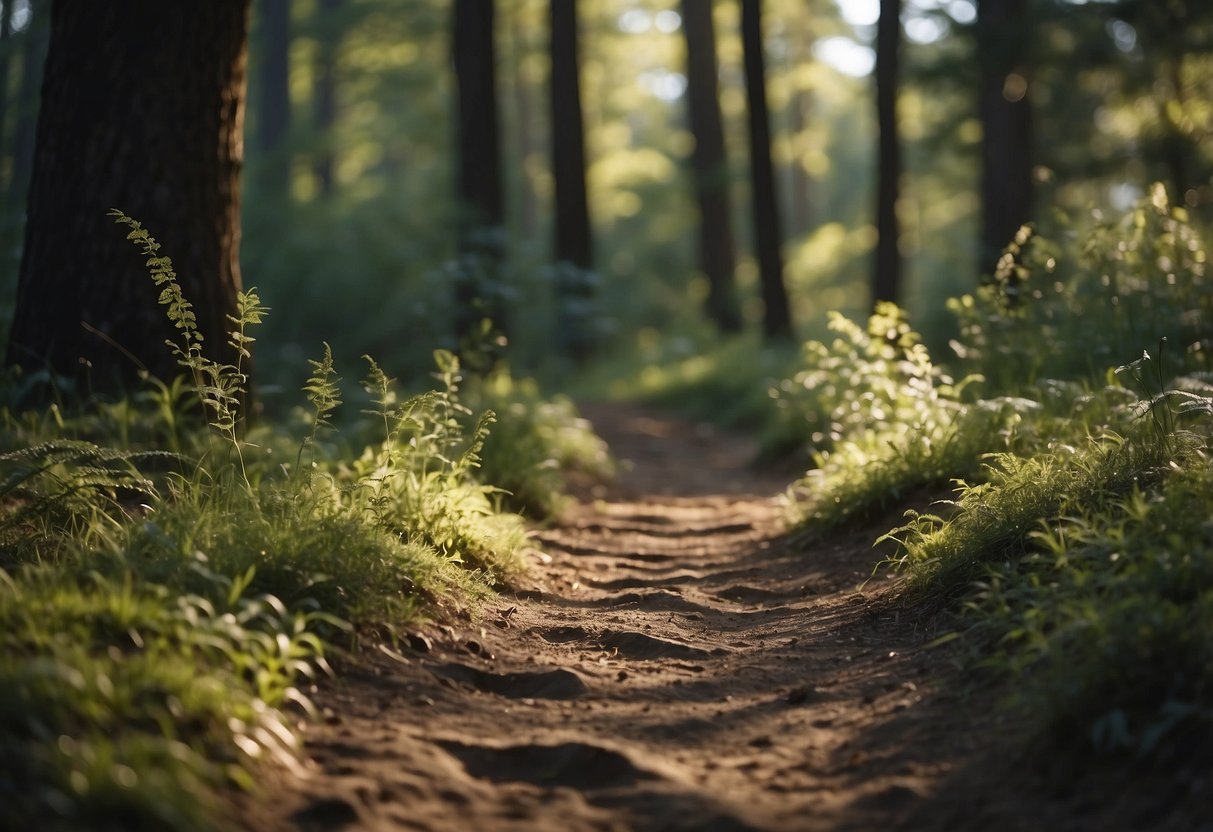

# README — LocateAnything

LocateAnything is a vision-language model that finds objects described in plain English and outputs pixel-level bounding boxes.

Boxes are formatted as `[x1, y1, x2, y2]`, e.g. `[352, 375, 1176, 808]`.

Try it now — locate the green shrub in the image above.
[0, 213, 562, 829]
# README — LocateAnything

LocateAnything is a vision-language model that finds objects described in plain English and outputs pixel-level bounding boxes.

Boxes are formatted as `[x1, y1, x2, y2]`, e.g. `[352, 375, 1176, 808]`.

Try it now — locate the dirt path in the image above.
[248, 404, 1031, 831]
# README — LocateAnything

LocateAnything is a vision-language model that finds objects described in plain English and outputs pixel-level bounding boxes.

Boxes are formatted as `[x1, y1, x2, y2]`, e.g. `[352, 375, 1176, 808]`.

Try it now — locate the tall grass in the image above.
[0, 214, 607, 829]
[783, 185, 1213, 770]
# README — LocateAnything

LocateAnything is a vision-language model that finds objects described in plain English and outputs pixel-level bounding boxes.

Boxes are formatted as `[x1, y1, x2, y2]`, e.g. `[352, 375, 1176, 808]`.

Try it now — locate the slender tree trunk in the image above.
[681, 0, 741, 334]
[255, 0, 291, 197]
[550, 0, 595, 362]
[6, 2, 250, 393]
[452, 0, 506, 344]
[741, 0, 792, 339]
[508, 10, 539, 241]
[1160, 7, 1190, 203]
[977, 0, 1032, 278]
[313, 0, 342, 198]
[8, 0, 48, 208]
[872, 0, 901, 307]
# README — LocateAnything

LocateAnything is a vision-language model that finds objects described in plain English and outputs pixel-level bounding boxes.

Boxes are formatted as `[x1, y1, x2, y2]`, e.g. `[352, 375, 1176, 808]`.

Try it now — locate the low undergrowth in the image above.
[0, 214, 605, 830]
[786, 187, 1213, 772]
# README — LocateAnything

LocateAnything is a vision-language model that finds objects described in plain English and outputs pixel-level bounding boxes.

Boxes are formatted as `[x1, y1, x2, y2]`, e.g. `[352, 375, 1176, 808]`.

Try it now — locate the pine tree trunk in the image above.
[681, 0, 740, 334]
[452, 0, 506, 343]
[872, 0, 901, 307]
[550, 0, 595, 362]
[6, 2, 250, 394]
[977, 0, 1032, 278]
[741, 0, 792, 340]
[508, 11, 540, 241]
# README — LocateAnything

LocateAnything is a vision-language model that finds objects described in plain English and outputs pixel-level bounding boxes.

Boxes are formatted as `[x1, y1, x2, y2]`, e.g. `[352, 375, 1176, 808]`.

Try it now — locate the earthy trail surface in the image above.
[249, 404, 1178, 832]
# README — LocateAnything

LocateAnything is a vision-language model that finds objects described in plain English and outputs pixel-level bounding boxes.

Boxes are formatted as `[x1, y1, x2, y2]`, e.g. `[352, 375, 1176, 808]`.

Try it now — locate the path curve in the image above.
[249, 404, 993, 832]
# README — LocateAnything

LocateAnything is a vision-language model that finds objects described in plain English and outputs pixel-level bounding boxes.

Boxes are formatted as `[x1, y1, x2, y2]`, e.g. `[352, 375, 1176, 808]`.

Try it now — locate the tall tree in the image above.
[741, 0, 792, 339]
[255, 0, 292, 197]
[452, 0, 506, 344]
[550, 0, 594, 361]
[507, 6, 540, 241]
[313, 0, 343, 197]
[681, 0, 741, 333]
[977, 0, 1033, 276]
[872, 0, 902, 306]
[6, 2, 251, 392]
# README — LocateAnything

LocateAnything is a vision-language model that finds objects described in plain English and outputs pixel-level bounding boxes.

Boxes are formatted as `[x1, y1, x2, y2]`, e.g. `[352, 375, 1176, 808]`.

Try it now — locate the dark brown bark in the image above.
[7, 0, 47, 208]
[681, 0, 740, 334]
[313, 0, 342, 197]
[6, 1, 250, 393]
[550, 0, 594, 361]
[452, 0, 506, 343]
[977, 0, 1032, 277]
[872, 0, 901, 307]
[255, 0, 291, 197]
[741, 0, 792, 340]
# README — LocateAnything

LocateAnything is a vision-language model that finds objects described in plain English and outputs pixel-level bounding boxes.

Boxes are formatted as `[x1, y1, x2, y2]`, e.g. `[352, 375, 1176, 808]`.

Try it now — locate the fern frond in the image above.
[304, 343, 342, 433]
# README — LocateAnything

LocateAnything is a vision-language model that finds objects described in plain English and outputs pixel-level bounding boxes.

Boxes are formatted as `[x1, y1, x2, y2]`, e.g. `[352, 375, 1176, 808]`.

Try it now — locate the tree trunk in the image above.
[872, 0, 901, 307]
[977, 0, 1032, 278]
[681, 0, 741, 334]
[7, 0, 48, 208]
[508, 10, 539, 241]
[741, 0, 792, 340]
[6, 1, 250, 394]
[255, 0, 292, 197]
[550, 0, 595, 362]
[313, 0, 342, 198]
[452, 0, 506, 344]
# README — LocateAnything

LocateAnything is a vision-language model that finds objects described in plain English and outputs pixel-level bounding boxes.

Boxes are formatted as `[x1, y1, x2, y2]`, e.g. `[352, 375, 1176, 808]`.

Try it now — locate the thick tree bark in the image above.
[7, 0, 48, 208]
[872, 0, 901, 307]
[452, 0, 506, 343]
[255, 0, 292, 197]
[313, 0, 342, 197]
[550, 0, 594, 362]
[741, 0, 792, 340]
[6, 2, 250, 393]
[681, 0, 741, 334]
[977, 0, 1032, 277]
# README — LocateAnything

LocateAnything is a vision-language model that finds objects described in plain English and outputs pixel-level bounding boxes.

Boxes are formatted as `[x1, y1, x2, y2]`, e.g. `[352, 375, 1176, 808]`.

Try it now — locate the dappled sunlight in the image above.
[0, 0, 1211, 828]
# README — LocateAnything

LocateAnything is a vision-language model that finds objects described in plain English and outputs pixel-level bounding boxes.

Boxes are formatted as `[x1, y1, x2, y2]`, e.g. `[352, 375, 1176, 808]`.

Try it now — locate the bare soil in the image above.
[242, 404, 1203, 832]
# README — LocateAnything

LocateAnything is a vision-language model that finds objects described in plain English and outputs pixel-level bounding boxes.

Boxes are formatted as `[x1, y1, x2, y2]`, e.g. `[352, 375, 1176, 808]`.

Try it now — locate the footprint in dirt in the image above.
[533, 625, 724, 660]
[438, 740, 766, 831]
[430, 663, 589, 699]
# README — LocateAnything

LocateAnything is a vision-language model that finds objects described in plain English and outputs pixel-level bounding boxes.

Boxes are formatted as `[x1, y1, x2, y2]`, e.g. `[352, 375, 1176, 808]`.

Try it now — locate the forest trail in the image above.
[250, 404, 1024, 832]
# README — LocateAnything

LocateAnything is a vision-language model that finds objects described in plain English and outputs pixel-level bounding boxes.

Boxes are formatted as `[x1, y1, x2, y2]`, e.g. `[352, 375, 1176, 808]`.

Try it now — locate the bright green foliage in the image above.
[0, 215, 579, 829]
[781, 188, 1213, 769]
[949, 184, 1211, 390]
[781, 304, 994, 529]
[471, 372, 614, 517]
[109, 210, 268, 489]
[883, 381, 1213, 762]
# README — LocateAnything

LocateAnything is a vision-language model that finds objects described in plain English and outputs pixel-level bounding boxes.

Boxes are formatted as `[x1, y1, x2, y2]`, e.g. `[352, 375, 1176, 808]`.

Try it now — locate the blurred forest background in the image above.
[0, 0, 1210, 395]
